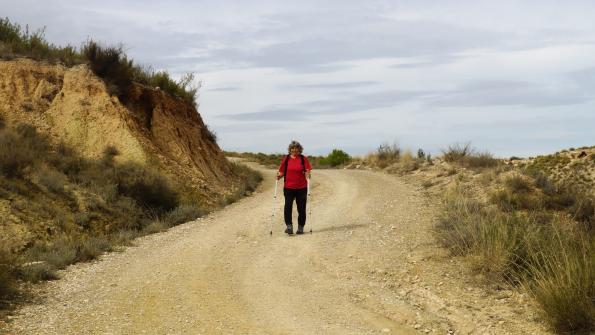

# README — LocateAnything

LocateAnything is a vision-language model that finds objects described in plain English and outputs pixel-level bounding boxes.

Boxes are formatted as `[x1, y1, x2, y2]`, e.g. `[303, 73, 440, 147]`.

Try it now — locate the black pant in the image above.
[283, 187, 307, 227]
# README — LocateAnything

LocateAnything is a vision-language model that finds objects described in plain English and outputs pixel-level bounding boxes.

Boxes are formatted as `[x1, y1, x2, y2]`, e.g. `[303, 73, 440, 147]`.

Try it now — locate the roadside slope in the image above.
[4, 167, 551, 334]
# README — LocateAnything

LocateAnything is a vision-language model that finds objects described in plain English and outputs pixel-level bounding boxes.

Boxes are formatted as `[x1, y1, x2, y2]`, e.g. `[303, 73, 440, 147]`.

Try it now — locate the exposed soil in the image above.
[2, 166, 552, 334]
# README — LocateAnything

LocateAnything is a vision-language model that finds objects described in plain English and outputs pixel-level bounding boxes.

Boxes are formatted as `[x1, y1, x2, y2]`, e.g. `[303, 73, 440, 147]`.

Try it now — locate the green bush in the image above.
[320, 149, 351, 167]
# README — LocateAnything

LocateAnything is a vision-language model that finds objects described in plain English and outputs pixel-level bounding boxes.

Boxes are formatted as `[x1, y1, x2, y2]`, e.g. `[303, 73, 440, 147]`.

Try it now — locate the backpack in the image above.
[283, 154, 306, 182]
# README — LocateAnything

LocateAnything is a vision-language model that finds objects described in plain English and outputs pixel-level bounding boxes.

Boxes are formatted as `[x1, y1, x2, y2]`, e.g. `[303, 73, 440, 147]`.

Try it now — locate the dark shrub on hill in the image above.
[82, 41, 134, 97]
[115, 163, 178, 214]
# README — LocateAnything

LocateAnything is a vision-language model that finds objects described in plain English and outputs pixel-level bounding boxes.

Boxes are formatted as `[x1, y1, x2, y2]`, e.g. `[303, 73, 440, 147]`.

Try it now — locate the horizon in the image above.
[1, 1, 594, 157]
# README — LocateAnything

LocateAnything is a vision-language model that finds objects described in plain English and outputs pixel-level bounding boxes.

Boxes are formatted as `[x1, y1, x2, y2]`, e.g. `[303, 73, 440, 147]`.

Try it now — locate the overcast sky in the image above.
[2, 0, 595, 157]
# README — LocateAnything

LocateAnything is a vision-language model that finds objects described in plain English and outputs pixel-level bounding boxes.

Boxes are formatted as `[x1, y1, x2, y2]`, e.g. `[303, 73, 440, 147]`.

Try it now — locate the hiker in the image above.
[277, 140, 312, 235]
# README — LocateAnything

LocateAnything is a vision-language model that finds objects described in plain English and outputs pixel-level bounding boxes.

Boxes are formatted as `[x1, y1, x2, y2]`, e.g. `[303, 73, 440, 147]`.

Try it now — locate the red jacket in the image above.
[279, 155, 312, 189]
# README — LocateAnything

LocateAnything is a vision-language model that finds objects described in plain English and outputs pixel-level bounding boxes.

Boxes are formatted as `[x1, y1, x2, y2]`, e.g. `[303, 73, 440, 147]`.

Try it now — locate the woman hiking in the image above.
[277, 140, 312, 235]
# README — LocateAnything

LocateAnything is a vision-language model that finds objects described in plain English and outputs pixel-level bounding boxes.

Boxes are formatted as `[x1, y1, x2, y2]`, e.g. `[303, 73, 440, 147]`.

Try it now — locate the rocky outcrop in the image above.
[0, 59, 235, 205]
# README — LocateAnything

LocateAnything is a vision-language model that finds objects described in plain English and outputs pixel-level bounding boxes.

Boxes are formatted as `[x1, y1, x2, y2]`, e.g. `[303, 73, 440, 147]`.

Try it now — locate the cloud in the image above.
[292, 81, 378, 90]
[219, 106, 309, 121]
[427, 80, 594, 108]
[206, 86, 241, 92]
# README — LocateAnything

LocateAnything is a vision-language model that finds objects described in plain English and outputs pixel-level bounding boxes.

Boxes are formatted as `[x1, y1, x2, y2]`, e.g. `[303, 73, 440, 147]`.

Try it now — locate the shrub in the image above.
[78, 236, 111, 262]
[82, 41, 134, 97]
[0, 127, 38, 177]
[2, 18, 199, 108]
[0, 247, 18, 300]
[204, 124, 217, 144]
[442, 142, 471, 163]
[570, 196, 594, 230]
[148, 71, 199, 107]
[491, 189, 542, 212]
[505, 174, 532, 193]
[18, 262, 58, 283]
[115, 163, 179, 213]
[443, 143, 499, 169]
[417, 148, 425, 159]
[439, 185, 595, 332]
[25, 238, 78, 269]
[162, 204, 205, 227]
[230, 162, 263, 193]
[464, 151, 499, 168]
[320, 149, 351, 167]
[377, 142, 400, 161]
[525, 234, 595, 333]
[0, 17, 81, 65]
[142, 219, 168, 234]
[37, 167, 68, 194]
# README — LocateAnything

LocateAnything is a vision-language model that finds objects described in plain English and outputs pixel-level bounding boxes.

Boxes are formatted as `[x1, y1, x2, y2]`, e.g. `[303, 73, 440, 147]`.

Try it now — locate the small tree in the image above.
[320, 149, 351, 167]
[417, 148, 425, 159]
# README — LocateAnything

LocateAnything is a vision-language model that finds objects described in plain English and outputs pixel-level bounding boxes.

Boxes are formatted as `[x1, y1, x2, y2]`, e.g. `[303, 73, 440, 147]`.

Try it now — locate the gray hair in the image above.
[287, 140, 303, 154]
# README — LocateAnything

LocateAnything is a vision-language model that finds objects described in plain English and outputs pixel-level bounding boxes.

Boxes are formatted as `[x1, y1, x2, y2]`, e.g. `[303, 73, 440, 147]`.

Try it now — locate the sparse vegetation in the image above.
[442, 143, 499, 169]
[0, 18, 199, 107]
[222, 162, 263, 205]
[436, 150, 595, 333]
[0, 122, 237, 304]
[375, 142, 400, 168]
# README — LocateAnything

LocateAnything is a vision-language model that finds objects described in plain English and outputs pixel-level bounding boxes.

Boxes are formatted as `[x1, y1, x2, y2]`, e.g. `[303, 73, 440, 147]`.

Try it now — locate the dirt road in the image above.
[5, 167, 551, 334]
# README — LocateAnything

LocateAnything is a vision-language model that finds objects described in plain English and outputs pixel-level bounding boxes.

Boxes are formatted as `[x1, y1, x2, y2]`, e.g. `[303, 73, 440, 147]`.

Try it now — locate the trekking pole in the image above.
[270, 179, 278, 235]
[307, 178, 312, 234]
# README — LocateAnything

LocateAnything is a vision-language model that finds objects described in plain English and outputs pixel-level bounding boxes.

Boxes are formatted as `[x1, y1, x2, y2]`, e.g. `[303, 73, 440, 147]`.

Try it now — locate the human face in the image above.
[290, 147, 300, 157]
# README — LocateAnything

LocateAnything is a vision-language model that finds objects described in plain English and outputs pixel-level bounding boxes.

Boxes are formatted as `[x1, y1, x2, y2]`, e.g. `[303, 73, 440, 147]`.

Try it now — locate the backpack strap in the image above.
[283, 154, 290, 182]
[300, 154, 306, 173]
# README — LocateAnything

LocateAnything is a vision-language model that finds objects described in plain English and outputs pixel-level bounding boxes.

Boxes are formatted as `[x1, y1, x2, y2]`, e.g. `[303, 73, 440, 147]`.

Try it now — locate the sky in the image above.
[2, 0, 595, 157]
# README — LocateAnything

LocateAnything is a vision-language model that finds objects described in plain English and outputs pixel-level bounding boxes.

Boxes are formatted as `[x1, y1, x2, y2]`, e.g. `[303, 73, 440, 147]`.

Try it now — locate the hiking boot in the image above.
[296, 225, 305, 235]
[285, 224, 294, 235]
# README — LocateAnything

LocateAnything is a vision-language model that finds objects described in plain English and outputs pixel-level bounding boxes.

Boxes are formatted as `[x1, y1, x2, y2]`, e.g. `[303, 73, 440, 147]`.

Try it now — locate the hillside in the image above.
[0, 58, 235, 203]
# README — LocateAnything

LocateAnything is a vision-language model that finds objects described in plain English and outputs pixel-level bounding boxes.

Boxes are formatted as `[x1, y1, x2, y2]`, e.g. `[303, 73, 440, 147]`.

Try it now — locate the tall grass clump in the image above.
[438, 184, 595, 332]
[442, 143, 499, 169]
[367, 142, 401, 169]
[524, 231, 595, 333]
